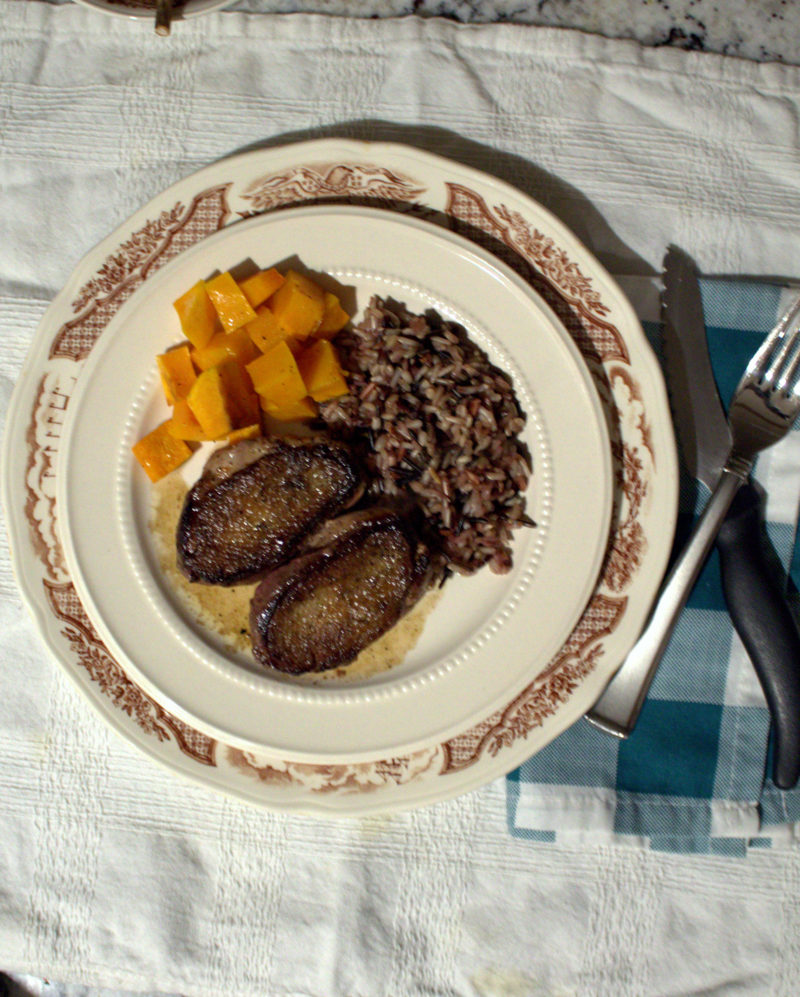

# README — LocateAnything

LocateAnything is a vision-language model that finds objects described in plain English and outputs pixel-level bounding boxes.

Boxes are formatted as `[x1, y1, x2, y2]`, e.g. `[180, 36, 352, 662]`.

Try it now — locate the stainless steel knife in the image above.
[661, 246, 800, 790]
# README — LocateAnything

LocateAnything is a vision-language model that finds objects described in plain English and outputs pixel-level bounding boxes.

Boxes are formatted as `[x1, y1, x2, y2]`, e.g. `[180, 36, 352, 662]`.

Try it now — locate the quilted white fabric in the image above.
[3, 3, 800, 993]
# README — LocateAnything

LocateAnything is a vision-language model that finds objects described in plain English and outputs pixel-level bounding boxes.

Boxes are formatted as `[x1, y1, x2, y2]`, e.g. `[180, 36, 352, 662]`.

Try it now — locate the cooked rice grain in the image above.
[320, 297, 532, 575]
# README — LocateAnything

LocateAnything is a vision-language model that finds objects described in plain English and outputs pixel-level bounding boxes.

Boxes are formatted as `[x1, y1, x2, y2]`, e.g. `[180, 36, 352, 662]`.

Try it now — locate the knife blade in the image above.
[661, 248, 730, 489]
[662, 246, 800, 790]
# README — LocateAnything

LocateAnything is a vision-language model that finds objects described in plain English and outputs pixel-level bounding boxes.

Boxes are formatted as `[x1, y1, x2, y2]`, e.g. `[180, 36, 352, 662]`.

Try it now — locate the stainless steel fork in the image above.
[588, 293, 800, 737]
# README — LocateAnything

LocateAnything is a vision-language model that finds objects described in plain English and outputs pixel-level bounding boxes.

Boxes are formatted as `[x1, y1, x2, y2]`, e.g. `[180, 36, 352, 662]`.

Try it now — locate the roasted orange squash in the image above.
[260, 394, 319, 423]
[187, 360, 259, 438]
[314, 292, 350, 338]
[218, 359, 260, 429]
[173, 281, 218, 349]
[167, 399, 206, 442]
[245, 306, 293, 355]
[145, 263, 347, 482]
[187, 364, 236, 439]
[238, 268, 286, 309]
[191, 327, 260, 372]
[132, 421, 193, 482]
[157, 345, 197, 404]
[246, 341, 308, 408]
[296, 339, 349, 402]
[227, 423, 263, 444]
[268, 270, 325, 339]
[205, 271, 258, 333]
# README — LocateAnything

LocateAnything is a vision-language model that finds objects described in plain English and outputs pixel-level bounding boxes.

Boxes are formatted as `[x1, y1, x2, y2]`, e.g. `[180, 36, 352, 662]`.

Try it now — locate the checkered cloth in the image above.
[508, 276, 800, 854]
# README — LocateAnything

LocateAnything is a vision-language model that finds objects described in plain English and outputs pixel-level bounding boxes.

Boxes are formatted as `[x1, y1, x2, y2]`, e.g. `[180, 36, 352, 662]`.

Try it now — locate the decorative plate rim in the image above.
[2, 138, 679, 815]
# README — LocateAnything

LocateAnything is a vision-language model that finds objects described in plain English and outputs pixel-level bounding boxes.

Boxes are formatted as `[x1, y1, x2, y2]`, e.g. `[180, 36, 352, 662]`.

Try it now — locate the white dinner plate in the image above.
[3, 139, 678, 813]
[56, 204, 612, 763]
[73, 0, 230, 21]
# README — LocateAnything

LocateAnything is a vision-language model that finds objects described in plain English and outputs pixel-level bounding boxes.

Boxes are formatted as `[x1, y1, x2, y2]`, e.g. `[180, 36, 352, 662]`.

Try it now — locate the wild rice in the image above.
[319, 297, 532, 575]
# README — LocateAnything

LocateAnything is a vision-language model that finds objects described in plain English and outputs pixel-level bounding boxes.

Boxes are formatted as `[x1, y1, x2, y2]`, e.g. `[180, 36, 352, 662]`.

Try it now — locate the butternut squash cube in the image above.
[167, 399, 207, 442]
[205, 271, 258, 333]
[187, 365, 234, 439]
[268, 269, 325, 339]
[245, 306, 292, 355]
[132, 421, 192, 482]
[157, 344, 197, 404]
[238, 268, 285, 308]
[314, 292, 350, 338]
[186, 360, 259, 436]
[173, 281, 218, 349]
[191, 327, 260, 372]
[261, 394, 319, 423]
[246, 341, 308, 409]
[227, 423, 263, 444]
[218, 359, 260, 429]
[296, 339, 349, 402]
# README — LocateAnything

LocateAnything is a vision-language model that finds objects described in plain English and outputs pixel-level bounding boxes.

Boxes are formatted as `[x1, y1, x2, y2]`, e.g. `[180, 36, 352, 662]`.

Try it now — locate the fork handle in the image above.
[587, 468, 744, 737]
[717, 482, 800, 790]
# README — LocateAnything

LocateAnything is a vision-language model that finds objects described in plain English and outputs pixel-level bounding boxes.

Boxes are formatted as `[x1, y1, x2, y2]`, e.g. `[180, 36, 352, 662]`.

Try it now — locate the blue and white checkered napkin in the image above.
[507, 276, 800, 855]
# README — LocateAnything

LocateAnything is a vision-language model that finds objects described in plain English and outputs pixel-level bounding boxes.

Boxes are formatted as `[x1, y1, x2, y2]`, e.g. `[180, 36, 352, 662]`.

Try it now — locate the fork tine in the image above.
[775, 292, 800, 336]
[767, 321, 800, 389]
[777, 330, 800, 393]
[746, 293, 800, 381]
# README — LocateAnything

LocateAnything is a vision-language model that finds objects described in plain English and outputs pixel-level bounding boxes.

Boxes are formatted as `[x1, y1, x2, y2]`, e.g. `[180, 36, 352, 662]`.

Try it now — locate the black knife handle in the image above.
[717, 481, 800, 790]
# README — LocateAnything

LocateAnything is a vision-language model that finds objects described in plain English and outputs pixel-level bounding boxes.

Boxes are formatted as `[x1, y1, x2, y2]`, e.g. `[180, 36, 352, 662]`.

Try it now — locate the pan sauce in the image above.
[151, 475, 440, 683]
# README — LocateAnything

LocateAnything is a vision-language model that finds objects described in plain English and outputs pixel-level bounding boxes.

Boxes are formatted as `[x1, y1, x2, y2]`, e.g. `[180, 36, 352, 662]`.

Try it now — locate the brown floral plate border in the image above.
[3, 140, 678, 815]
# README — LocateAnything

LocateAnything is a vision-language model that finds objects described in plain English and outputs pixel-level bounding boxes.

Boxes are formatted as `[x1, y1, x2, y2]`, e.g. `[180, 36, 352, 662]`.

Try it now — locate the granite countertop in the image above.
[225, 0, 800, 64]
[27, 0, 800, 64]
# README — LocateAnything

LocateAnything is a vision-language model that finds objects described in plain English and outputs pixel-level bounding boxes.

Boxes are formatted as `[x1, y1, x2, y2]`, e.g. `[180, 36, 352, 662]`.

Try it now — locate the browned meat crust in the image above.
[176, 437, 364, 586]
[249, 509, 433, 674]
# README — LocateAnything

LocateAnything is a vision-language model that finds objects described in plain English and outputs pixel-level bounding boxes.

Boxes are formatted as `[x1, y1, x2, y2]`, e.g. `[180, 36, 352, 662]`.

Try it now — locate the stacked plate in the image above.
[73, 0, 230, 21]
[2, 140, 678, 814]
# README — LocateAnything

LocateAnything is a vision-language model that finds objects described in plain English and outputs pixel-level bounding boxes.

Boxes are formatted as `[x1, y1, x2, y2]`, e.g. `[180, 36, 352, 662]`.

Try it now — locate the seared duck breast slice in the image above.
[176, 437, 363, 586]
[249, 509, 432, 674]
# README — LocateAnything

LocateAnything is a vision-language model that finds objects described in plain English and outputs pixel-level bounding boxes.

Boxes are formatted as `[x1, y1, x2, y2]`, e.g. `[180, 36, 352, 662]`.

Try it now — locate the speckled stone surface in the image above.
[32, 0, 800, 63]
[224, 0, 800, 64]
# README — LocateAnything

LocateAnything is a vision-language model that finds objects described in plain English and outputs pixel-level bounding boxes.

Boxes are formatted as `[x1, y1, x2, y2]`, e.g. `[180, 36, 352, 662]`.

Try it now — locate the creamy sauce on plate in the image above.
[151, 475, 440, 683]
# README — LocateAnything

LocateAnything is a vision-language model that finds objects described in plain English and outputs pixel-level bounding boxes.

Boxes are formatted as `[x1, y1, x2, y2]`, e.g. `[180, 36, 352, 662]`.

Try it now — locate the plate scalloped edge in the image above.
[2, 138, 679, 815]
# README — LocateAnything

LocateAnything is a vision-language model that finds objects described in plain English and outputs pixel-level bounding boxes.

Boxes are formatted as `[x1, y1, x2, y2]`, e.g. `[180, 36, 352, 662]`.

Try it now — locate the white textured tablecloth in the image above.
[3, 4, 800, 993]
